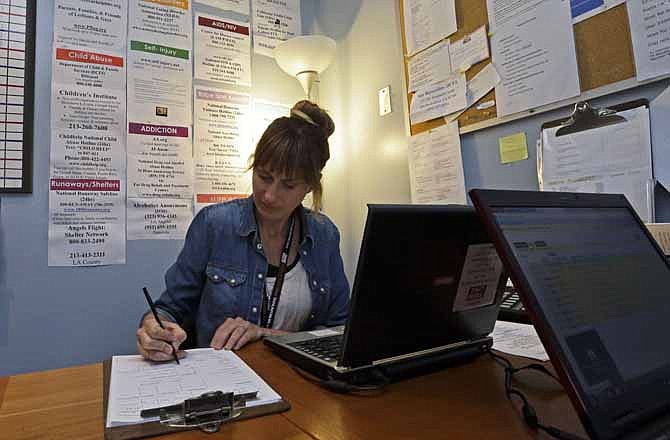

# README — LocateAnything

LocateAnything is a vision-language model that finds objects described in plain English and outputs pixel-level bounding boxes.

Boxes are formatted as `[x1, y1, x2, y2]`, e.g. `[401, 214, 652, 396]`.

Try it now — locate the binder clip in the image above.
[140, 390, 258, 433]
[555, 101, 626, 136]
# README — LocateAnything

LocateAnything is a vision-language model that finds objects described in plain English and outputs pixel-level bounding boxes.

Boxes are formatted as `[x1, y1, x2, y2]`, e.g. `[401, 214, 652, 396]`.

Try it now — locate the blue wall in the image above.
[0, 1, 309, 376]
[460, 79, 670, 221]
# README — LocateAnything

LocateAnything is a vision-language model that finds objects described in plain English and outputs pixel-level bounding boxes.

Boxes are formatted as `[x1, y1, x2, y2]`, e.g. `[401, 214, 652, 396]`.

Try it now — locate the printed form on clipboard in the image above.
[539, 100, 654, 222]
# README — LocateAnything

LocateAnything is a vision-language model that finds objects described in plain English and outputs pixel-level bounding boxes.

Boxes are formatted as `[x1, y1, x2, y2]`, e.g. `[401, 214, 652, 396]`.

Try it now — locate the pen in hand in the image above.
[142, 287, 180, 365]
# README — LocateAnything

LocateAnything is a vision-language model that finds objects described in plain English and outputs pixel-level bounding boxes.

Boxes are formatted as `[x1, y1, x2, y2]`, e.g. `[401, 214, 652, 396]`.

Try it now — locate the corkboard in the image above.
[400, 1, 636, 136]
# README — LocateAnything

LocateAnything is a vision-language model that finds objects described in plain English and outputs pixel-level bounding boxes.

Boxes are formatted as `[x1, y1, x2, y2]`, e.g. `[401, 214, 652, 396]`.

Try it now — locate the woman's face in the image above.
[252, 167, 310, 223]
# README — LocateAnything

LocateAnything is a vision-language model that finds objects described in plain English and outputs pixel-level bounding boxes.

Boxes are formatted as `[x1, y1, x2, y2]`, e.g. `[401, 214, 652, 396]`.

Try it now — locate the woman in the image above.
[136, 100, 350, 361]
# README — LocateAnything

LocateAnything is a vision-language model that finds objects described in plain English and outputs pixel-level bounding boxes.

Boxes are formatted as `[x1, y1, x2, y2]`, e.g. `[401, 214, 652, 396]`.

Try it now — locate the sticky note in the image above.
[499, 132, 528, 164]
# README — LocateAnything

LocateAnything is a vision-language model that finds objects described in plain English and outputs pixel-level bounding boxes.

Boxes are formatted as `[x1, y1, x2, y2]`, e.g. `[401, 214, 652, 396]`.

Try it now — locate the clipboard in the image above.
[102, 359, 291, 440]
[538, 98, 655, 222]
[540, 98, 648, 135]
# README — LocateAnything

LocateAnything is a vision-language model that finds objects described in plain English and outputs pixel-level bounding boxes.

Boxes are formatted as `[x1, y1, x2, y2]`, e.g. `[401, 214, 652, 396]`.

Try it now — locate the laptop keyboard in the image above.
[288, 335, 343, 362]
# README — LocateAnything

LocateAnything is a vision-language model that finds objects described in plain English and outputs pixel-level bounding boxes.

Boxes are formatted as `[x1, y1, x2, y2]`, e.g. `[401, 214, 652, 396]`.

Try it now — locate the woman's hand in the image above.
[137, 314, 188, 361]
[210, 317, 287, 350]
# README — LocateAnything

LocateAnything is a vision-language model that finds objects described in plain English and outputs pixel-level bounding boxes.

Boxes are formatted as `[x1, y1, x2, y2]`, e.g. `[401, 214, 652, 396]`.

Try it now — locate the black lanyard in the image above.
[260, 211, 297, 329]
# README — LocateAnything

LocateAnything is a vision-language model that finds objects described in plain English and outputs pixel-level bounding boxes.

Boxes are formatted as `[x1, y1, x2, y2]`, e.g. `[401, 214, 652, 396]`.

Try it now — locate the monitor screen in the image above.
[492, 205, 670, 435]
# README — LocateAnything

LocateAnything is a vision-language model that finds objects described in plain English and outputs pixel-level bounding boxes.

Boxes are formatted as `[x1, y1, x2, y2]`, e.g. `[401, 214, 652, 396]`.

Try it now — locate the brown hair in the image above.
[249, 100, 334, 212]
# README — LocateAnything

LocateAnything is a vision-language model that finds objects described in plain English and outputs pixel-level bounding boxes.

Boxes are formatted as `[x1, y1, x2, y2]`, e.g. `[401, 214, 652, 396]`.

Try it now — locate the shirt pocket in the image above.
[202, 263, 248, 318]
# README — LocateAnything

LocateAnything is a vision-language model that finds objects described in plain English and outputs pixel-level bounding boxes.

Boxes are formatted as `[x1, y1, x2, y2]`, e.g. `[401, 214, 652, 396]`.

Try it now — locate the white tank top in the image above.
[264, 260, 312, 331]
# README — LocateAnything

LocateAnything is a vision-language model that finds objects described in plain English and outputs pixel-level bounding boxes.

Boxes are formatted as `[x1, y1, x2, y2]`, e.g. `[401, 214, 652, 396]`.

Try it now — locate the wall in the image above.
[314, 0, 670, 282]
[0, 1, 309, 376]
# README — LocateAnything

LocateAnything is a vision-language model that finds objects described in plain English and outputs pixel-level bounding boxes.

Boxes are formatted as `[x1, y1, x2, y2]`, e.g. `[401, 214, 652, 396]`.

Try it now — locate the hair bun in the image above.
[291, 100, 335, 138]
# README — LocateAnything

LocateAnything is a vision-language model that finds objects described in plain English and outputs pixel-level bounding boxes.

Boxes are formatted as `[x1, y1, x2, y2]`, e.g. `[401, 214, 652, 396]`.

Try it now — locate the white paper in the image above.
[54, 0, 128, 54]
[646, 223, 670, 255]
[195, 14, 251, 86]
[106, 348, 282, 428]
[252, 0, 301, 57]
[49, 0, 128, 266]
[488, 0, 580, 117]
[541, 107, 654, 222]
[127, 41, 192, 125]
[408, 40, 451, 93]
[193, 88, 252, 212]
[127, 123, 193, 199]
[453, 244, 504, 312]
[129, 0, 192, 50]
[410, 73, 466, 124]
[127, 198, 192, 240]
[251, 99, 290, 147]
[445, 63, 501, 123]
[403, 0, 457, 56]
[628, 0, 670, 82]
[650, 85, 670, 190]
[408, 121, 466, 204]
[572, 0, 625, 24]
[492, 321, 549, 361]
[197, 0, 250, 15]
[449, 26, 489, 72]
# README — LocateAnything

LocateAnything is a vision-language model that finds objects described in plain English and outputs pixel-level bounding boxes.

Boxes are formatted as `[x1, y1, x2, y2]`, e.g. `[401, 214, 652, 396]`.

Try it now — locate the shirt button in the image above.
[256, 243, 262, 250]
[212, 275, 220, 281]
[320, 287, 325, 293]
[310, 314, 315, 319]
[252, 307, 258, 313]
[257, 273, 264, 279]
[230, 279, 236, 284]
[302, 250, 307, 256]
[312, 280, 317, 286]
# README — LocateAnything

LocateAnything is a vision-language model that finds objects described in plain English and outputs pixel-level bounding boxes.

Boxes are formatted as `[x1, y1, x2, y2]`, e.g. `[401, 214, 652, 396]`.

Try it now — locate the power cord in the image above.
[290, 365, 390, 394]
[489, 350, 587, 440]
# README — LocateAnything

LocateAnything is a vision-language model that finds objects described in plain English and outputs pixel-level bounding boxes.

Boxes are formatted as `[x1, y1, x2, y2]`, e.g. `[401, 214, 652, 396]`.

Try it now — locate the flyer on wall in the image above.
[193, 88, 252, 213]
[54, 0, 128, 55]
[195, 14, 251, 86]
[48, 0, 128, 267]
[127, 198, 192, 240]
[127, 40, 193, 125]
[126, 122, 193, 199]
[128, 0, 192, 50]
[48, 84, 127, 267]
[251, 0, 301, 57]
[251, 98, 290, 147]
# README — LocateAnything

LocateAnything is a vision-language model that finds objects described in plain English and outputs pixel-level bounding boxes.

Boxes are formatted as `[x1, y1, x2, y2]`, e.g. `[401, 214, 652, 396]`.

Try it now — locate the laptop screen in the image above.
[492, 205, 670, 438]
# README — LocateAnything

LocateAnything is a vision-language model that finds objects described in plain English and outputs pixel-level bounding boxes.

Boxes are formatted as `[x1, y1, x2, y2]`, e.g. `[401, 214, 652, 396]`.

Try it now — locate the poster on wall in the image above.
[193, 88, 252, 212]
[49, 0, 128, 266]
[197, 0, 250, 15]
[129, 0, 192, 49]
[251, 98, 290, 147]
[194, 14, 251, 86]
[54, 0, 128, 54]
[251, 0, 301, 57]
[126, 41, 193, 124]
[127, 198, 192, 239]
[126, 122, 193, 199]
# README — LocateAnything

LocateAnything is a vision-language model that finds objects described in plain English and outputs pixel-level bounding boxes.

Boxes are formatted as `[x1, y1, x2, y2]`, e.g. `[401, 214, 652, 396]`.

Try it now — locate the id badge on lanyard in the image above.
[260, 212, 296, 328]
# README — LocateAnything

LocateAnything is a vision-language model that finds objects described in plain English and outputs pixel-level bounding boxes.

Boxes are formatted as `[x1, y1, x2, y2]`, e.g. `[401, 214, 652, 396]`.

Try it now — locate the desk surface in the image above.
[0, 343, 587, 439]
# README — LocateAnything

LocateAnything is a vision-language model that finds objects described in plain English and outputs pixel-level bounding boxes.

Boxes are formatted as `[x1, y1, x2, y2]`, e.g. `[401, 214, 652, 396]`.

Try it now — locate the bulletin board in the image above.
[400, 1, 636, 136]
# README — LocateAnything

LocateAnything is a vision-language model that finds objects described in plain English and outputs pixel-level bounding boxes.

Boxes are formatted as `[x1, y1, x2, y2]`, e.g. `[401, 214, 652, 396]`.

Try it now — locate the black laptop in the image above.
[470, 189, 670, 440]
[264, 204, 507, 382]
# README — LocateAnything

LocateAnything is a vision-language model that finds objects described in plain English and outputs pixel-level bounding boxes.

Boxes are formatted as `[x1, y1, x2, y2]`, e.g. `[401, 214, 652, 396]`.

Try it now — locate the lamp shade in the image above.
[274, 35, 336, 76]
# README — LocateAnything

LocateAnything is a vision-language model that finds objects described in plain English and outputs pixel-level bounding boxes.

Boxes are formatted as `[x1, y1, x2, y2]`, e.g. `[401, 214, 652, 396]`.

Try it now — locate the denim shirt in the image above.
[155, 196, 350, 347]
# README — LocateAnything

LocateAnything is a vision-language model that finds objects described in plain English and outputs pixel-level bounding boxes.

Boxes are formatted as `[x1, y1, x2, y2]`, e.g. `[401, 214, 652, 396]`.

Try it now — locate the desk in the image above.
[0, 343, 587, 439]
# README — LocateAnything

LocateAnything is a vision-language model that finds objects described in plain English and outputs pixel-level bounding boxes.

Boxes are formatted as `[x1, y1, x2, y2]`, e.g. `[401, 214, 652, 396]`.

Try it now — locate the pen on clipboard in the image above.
[142, 286, 180, 365]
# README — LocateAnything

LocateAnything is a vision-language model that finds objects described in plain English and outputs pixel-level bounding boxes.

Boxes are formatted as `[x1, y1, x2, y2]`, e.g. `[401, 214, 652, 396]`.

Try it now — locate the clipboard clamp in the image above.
[555, 101, 627, 136]
[140, 390, 258, 433]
